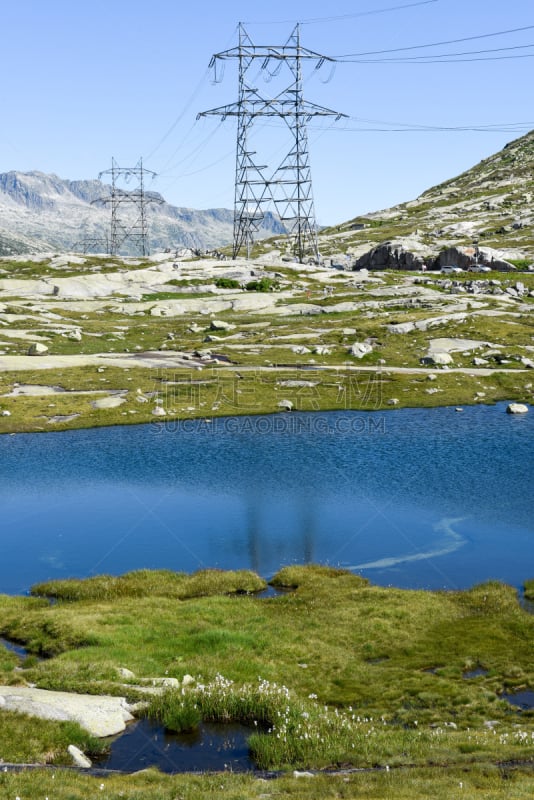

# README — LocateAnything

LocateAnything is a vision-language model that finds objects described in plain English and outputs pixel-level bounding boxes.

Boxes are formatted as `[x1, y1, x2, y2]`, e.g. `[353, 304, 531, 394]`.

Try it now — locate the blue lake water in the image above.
[0, 403, 532, 595]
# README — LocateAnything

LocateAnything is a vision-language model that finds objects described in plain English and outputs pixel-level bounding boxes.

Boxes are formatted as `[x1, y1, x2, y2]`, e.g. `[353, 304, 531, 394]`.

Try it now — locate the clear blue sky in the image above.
[1, 0, 532, 224]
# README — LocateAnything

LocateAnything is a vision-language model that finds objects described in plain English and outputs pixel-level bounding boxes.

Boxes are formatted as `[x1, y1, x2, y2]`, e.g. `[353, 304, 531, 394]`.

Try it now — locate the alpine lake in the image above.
[1, 403, 533, 797]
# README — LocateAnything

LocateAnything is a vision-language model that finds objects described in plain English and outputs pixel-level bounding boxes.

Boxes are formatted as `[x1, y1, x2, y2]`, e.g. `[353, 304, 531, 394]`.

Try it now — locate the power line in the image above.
[350, 52, 534, 64]
[243, 0, 438, 26]
[335, 23, 534, 58]
[344, 41, 534, 61]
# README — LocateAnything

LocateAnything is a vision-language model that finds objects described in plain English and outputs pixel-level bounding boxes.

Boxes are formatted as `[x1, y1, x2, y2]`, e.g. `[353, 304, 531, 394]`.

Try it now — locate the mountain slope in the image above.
[0, 171, 285, 256]
[316, 129, 534, 267]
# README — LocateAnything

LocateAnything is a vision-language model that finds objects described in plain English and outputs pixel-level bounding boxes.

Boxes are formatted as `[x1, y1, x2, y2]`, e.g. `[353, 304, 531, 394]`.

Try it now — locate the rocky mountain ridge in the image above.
[315, 129, 534, 270]
[0, 170, 285, 256]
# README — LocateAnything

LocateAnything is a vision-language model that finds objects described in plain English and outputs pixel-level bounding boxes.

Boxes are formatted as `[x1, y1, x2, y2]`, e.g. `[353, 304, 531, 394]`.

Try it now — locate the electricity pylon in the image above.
[199, 23, 346, 262]
[95, 158, 161, 256]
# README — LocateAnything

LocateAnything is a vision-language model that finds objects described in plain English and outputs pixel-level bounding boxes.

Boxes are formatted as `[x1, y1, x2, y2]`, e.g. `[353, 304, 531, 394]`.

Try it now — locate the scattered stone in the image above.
[67, 329, 82, 342]
[421, 352, 453, 366]
[278, 399, 293, 411]
[349, 341, 373, 358]
[117, 667, 136, 679]
[293, 770, 315, 778]
[152, 406, 167, 417]
[28, 342, 49, 356]
[210, 319, 236, 331]
[181, 674, 195, 687]
[387, 322, 416, 334]
[68, 744, 92, 768]
[91, 396, 127, 410]
[506, 403, 529, 414]
[1, 410, 11, 417]
[472, 357, 489, 366]
[291, 345, 311, 355]
[149, 677, 180, 688]
[388, 398, 399, 406]
[278, 380, 318, 388]
[313, 345, 331, 356]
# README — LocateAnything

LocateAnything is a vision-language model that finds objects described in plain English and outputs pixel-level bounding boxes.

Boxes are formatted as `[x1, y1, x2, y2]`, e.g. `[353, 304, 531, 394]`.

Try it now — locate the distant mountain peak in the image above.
[0, 171, 284, 256]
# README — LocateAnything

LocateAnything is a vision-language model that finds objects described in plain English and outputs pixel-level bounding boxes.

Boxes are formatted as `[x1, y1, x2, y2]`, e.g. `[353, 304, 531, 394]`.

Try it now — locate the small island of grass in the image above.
[0, 566, 533, 798]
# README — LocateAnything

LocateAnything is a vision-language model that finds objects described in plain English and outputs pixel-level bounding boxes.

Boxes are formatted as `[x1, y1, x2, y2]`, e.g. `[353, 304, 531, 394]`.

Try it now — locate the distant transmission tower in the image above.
[95, 158, 161, 256]
[199, 23, 346, 262]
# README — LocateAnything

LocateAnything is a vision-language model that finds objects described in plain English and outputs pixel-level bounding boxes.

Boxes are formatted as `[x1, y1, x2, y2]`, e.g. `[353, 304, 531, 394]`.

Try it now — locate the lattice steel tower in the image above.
[199, 24, 345, 262]
[96, 158, 160, 256]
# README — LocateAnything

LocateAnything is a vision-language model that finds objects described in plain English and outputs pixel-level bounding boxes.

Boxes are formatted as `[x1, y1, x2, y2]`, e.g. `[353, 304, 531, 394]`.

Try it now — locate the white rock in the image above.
[293, 770, 315, 778]
[181, 674, 196, 687]
[421, 352, 453, 366]
[349, 342, 373, 358]
[278, 399, 293, 411]
[91, 396, 126, 410]
[152, 406, 167, 416]
[210, 319, 236, 331]
[1, 410, 11, 417]
[387, 322, 416, 334]
[506, 403, 529, 414]
[68, 744, 92, 768]
[67, 329, 82, 342]
[117, 667, 136, 679]
[150, 676, 180, 688]
[0, 686, 133, 737]
[27, 342, 49, 356]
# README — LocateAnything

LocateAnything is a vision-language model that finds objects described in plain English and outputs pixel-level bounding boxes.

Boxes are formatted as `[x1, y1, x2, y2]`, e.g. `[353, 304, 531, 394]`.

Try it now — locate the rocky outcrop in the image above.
[353, 238, 435, 271]
[0, 686, 134, 737]
[439, 246, 516, 271]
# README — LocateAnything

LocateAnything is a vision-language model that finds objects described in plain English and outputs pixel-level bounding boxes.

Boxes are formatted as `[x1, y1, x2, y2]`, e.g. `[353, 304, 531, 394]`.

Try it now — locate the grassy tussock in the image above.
[146, 674, 534, 770]
[1, 567, 533, 771]
[31, 568, 267, 601]
[524, 579, 534, 601]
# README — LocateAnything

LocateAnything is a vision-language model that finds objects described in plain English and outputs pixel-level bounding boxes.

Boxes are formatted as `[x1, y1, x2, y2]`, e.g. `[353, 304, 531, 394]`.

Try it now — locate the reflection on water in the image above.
[0, 404, 532, 594]
[94, 719, 255, 773]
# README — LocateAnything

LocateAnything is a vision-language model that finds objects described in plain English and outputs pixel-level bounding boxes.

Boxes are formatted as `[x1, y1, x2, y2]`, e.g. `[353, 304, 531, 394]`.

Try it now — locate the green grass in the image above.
[1, 567, 533, 772]
[0, 765, 533, 800]
[31, 568, 267, 601]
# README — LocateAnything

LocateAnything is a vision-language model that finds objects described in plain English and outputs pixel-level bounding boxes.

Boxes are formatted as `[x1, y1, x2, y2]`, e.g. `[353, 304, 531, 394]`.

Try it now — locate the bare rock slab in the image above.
[0, 686, 134, 737]
[506, 403, 529, 414]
